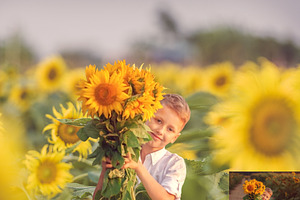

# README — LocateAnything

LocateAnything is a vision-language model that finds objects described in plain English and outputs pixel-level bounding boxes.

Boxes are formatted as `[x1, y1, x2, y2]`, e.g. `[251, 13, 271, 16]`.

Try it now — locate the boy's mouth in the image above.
[150, 132, 162, 140]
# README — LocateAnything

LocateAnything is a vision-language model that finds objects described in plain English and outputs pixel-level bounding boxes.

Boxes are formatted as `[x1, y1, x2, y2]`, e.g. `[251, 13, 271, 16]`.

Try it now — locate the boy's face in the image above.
[261, 191, 271, 200]
[145, 105, 184, 150]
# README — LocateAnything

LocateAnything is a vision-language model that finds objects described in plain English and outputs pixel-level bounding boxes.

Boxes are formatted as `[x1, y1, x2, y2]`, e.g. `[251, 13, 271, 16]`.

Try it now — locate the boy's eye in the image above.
[168, 127, 174, 132]
[156, 119, 162, 124]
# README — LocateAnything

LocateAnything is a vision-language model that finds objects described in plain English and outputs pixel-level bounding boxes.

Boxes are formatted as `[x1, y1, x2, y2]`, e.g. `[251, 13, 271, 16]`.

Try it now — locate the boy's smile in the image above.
[145, 105, 184, 151]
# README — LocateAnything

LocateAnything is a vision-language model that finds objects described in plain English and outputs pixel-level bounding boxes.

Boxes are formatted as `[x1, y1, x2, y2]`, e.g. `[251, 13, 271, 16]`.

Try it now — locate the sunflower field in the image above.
[1, 55, 300, 200]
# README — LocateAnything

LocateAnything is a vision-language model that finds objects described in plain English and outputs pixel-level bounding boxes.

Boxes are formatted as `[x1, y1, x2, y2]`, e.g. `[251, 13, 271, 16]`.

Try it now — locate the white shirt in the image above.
[136, 148, 186, 200]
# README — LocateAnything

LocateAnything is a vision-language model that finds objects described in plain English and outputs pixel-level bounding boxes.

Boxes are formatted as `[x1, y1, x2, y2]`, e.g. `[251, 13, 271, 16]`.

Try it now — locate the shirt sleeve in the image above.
[160, 155, 186, 199]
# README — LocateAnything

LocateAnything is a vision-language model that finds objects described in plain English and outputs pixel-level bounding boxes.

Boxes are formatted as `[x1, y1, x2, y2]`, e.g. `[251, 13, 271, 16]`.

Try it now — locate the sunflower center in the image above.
[48, 67, 57, 80]
[215, 76, 226, 87]
[250, 100, 295, 156]
[37, 161, 57, 184]
[95, 83, 117, 105]
[20, 90, 28, 100]
[247, 184, 255, 192]
[58, 124, 80, 144]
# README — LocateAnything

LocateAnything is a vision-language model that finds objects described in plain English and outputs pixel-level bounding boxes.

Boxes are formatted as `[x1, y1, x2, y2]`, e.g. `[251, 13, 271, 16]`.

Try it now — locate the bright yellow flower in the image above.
[35, 56, 66, 93]
[0, 113, 26, 200]
[203, 61, 235, 98]
[24, 145, 73, 197]
[293, 177, 300, 183]
[43, 102, 94, 160]
[151, 62, 182, 94]
[175, 66, 203, 96]
[78, 66, 129, 118]
[64, 68, 85, 100]
[209, 59, 300, 170]
[122, 65, 164, 121]
[243, 180, 257, 194]
[9, 83, 36, 112]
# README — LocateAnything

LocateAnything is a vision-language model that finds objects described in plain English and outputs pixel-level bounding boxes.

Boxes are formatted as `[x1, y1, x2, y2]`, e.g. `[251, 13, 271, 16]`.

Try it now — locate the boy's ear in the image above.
[171, 132, 181, 143]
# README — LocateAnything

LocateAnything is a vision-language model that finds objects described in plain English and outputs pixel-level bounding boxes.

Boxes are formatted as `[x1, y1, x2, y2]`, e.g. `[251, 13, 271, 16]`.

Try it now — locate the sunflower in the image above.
[9, 83, 36, 112]
[0, 135, 24, 200]
[35, 56, 66, 93]
[151, 62, 182, 94]
[122, 65, 164, 121]
[203, 61, 235, 98]
[64, 68, 85, 100]
[24, 145, 73, 197]
[123, 94, 154, 121]
[175, 66, 203, 96]
[209, 59, 300, 170]
[78, 65, 130, 118]
[243, 180, 257, 194]
[43, 102, 94, 160]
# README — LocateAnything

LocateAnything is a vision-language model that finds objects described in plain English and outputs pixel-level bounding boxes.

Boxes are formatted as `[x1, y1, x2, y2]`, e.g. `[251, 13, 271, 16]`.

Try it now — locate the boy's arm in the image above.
[123, 154, 176, 200]
[93, 160, 110, 200]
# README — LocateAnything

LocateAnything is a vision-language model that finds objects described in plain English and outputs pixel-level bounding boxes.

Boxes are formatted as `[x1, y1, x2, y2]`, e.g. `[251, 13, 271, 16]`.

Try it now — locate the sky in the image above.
[1, 0, 300, 62]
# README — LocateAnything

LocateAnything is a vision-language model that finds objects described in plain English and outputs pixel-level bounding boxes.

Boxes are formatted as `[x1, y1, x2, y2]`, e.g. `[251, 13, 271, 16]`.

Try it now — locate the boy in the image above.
[93, 94, 191, 200]
[261, 187, 273, 200]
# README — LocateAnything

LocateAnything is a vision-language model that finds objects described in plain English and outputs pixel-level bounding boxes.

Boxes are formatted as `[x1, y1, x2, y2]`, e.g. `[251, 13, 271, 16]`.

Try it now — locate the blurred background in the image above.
[1, 0, 300, 199]
[1, 0, 300, 68]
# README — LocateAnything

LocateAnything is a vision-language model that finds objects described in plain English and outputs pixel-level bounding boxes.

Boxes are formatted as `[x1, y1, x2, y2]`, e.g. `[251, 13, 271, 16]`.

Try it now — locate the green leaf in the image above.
[135, 183, 150, 200]
[92, 147, 105, 166]
[185, 159, 205, 176]
[67, 183, 95, 199]
[88, 147, 101, 159]
[185, 92, 219, 110]
[130, 126, 150, 139]
[218, 172, 229, 194]
[102, 178, 122, 198]
[56, 118, 92, 126]
[83, 120, 101, 139]
[124, 130, 140, 147]
[76, 128, 89, 141]
[176, 128, 214, 143]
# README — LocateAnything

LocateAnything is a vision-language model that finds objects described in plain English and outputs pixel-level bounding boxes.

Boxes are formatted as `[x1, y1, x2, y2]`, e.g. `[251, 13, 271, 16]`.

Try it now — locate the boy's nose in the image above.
[155, 126, 164, 135]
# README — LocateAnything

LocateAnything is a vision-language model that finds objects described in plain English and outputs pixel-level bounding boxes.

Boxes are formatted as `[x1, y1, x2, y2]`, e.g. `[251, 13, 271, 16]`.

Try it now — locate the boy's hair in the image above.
[161, 94, 191, 127]
[265, 187, 273, 196]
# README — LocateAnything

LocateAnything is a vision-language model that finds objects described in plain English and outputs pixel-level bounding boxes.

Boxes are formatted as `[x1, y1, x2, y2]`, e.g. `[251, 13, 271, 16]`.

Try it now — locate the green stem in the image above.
[72, 173, 89, 182]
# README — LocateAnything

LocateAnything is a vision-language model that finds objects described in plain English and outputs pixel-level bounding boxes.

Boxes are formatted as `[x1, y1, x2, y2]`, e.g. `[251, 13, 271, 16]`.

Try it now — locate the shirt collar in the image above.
[148, 148, 167, 165]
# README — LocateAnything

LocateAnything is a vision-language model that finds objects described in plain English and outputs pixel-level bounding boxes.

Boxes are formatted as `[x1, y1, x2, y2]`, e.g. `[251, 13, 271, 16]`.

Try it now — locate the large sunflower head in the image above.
[43, 102, 94, 160]
[122, 65, 164, 121]
[24, 145, 73, 197]
[78, 67, 129, 118]
[35, 56, 66, 93]
[209, 59, 300, 170]
[0, 112, 26, 200]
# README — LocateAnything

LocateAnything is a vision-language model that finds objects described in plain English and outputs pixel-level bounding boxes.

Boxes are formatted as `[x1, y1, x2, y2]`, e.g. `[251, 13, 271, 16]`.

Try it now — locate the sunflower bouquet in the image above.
[243, 179, 266, 200]
[58, 60, 164, 199]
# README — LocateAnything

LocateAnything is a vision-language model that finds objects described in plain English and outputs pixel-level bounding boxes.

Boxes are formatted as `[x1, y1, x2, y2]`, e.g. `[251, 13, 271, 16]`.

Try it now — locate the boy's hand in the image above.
[102, 157, 113, 168]
[122, 153, 140, 170]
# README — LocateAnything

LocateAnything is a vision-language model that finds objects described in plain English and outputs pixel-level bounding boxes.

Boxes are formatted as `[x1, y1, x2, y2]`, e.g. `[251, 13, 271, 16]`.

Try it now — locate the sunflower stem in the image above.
[72, 173, 89, 182]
